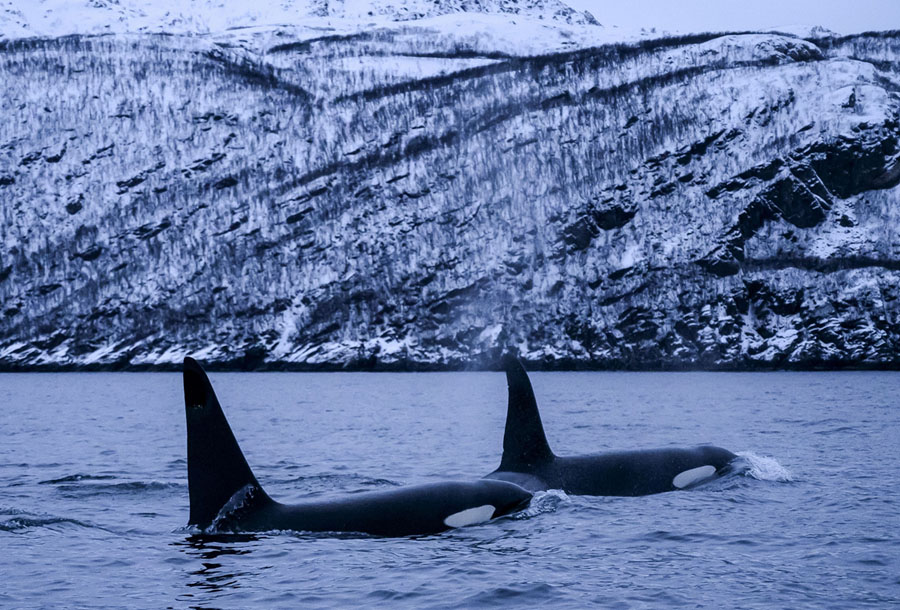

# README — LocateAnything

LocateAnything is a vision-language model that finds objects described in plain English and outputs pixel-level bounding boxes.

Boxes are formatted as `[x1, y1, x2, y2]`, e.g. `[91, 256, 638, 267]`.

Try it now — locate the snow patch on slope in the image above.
[0, 0, 598, 39]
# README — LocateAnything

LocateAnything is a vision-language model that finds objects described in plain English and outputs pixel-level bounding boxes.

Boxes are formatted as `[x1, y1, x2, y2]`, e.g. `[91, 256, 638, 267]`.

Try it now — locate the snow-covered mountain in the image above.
[1, 5, 899, 369]
[0, 0, 597, 39]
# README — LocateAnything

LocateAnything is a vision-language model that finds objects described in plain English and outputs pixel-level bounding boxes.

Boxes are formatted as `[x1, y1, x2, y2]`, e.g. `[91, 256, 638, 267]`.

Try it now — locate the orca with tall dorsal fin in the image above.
[183, 357, 531, 536]
[484, 356, 738, 495]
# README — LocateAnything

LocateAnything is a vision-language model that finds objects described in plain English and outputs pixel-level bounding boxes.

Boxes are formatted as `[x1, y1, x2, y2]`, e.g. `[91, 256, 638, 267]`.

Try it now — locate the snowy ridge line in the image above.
[811, 29, 900, 46]
[331, 30, 782, 103]
[292, 53, 829, 193]
[0, 34, 314, 100]
[297, 61, 813, 190]
[273, 46, 517, 61]
[0, 0, 599, 40]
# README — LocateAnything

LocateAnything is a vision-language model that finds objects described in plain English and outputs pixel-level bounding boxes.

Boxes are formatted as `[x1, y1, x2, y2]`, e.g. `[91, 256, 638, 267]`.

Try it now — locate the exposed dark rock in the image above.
[34, 332, 68, 350]
[117, 174, 145, 189]
[286, 206, 313, 224]
[802, 128, 900, 197]
[117, 162, 165, 191]
[843, 90, 857, 108]
[45, 145, 66, 163]
[214, 176, 238, 189]
[617, 306, 659, 342]
[562, 199, 637, 252]
[133, 219, 172, 240]
[38, 283, 62, 296]
[20, 151, 41, 165]
[65, 196, 84, 215]
[675, 129, 725, 165]
[697, 246, 741, 277]
[190, 152, 226, 172]
[74, 246, 103, 261]
[762, 172, 831, 229]
[838, 214, 855, 227]
[651, 181, 677, 197]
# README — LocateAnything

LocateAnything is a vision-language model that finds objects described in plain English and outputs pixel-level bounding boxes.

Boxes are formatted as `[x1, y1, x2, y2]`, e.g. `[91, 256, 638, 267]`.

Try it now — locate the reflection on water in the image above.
[174, 534, 260, 600]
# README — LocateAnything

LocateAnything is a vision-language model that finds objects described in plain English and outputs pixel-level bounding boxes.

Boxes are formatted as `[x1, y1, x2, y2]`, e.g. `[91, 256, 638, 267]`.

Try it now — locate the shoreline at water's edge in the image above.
[2, 358, 899, 373]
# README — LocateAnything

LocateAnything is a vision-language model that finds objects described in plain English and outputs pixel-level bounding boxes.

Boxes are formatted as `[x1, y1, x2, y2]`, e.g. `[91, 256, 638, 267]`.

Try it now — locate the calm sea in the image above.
[1, 371, 898, 608]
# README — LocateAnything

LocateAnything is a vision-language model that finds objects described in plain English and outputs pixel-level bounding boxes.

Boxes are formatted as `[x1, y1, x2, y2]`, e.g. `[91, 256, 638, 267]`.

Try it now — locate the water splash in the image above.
[737, 452, 794, 482]
[208, 484, 264, 533]
[514, 489, 570, 519]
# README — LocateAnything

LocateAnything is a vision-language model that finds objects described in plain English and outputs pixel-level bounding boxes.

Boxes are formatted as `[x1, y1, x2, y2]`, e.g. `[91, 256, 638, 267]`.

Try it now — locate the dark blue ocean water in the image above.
[1, 371, 898, 608]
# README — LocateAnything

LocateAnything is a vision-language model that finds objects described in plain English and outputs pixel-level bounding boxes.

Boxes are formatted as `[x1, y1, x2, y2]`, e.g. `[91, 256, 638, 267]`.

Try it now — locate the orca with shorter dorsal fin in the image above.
[183, 357, 531, 536]
[484, 356, 738, 495]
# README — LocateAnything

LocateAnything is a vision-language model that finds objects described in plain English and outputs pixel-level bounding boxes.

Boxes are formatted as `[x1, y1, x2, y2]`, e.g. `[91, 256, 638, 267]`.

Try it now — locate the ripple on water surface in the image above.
[1, 371, 899, 608]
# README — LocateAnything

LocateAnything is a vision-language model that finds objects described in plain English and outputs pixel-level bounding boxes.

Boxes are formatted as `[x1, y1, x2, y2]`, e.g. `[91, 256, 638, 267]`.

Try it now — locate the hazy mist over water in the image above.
[1, 371, 898, 608]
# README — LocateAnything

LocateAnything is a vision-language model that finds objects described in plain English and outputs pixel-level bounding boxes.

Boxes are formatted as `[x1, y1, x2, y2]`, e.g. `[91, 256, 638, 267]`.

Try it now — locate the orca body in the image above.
[484, 357, 738, 495]
[184, 357, 531, 536]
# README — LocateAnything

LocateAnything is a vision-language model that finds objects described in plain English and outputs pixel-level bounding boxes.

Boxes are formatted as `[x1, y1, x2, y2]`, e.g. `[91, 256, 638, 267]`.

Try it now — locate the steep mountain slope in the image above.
[1, 24, 899, 369]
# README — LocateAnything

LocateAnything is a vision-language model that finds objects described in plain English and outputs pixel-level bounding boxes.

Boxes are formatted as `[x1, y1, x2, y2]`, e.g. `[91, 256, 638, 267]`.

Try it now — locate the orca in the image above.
[183, 357, 531, 536]
[484, 356, 738, 495]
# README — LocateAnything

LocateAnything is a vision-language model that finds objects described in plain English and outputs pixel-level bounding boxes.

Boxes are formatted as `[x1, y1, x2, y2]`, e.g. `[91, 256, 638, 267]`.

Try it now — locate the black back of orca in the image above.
[484, 356, 738, 496]
[183, 357, 532, 536]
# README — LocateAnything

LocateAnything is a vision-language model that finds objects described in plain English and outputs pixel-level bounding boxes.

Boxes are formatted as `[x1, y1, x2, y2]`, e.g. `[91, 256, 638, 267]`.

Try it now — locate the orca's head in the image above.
[486, 480, 533, 518]
[441, 481, 532, 530]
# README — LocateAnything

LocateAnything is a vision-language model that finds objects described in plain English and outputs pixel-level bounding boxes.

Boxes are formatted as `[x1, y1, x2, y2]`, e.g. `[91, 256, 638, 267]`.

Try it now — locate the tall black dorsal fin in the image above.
[498, 355, 554, 471]
[183, 357, 270, 527]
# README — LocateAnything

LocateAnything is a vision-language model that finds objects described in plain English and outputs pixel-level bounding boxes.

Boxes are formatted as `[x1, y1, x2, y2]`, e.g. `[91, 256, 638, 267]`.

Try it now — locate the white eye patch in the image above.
[443, 505, 496, 528]
[673, 465, 717, 489]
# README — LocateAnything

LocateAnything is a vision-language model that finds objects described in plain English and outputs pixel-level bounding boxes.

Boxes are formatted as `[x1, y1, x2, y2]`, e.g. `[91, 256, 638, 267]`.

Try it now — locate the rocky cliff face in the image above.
[1, 19, 899, 369]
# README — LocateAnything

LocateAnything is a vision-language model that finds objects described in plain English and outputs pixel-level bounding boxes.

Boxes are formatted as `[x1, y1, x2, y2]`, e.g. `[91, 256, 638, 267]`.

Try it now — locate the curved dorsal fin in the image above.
[183, 357, 270, 527]
[498, 355, 554, 471]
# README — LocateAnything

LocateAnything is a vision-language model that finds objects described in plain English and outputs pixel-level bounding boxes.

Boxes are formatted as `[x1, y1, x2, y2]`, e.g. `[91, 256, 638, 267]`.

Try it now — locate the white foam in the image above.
[209, 483, 260, 531]
[737, 452, 794, 482]
[672, 465, 717, 489]
[513, 489, 569, 519]
[443, 504, 495, 528]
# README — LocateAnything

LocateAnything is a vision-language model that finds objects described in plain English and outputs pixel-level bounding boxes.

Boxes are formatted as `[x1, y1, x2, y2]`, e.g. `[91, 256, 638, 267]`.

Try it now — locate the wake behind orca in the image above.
[183, 357, 531, 536]
[484, 357, 738, 495]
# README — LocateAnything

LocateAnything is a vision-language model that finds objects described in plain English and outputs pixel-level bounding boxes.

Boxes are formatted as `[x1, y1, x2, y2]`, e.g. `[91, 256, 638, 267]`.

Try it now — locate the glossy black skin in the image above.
[215, 480, 531, 537]
[487, 446, 738, 494]
[183, 357, 531, 537]
[484, 357, 738, 495]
